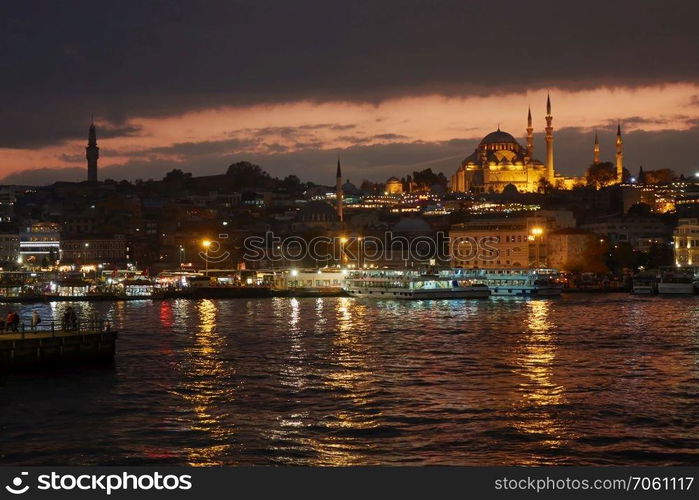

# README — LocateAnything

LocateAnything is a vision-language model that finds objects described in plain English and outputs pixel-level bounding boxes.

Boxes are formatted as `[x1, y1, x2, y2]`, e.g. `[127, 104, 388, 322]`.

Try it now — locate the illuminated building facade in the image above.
[450, 214, 570, 269]
[674, 218, 699, 267]
[451, 95, 584, 193]
[19, 222, 61, 266]
[385, 177, 404, 194]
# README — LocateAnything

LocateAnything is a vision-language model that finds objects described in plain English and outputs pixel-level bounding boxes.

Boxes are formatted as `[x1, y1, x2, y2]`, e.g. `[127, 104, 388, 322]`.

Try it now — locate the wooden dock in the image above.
[0, 321, 117, 372]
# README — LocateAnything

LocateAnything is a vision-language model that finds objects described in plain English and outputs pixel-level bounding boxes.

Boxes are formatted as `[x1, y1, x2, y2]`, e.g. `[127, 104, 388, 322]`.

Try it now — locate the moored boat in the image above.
[344, 270, 491, 300]
[451, 268, 563, 296]
[632, 273, 658, 294]
[657, 268, 696, 295]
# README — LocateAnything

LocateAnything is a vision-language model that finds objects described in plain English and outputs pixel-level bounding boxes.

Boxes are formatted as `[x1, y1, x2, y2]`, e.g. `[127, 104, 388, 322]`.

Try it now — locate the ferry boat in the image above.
[344, 270, 491, 300]
[657, 268, 696, 295]
[451, 268, 563, 296]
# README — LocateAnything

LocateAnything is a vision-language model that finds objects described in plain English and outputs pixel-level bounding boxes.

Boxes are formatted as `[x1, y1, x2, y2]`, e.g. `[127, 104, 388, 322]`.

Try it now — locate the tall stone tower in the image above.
[615, 122, 624, 183]
[593, 130, 600, 165]
[545, 93, 554, 183]
[526, 106, 534, 161]
[86, 116, 99, 183]
[335, 157, 343, 222]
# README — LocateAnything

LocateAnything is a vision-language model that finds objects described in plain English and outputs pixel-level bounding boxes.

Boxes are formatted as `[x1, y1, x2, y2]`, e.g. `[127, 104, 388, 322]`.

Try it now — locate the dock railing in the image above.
[0, 318, 111, 339]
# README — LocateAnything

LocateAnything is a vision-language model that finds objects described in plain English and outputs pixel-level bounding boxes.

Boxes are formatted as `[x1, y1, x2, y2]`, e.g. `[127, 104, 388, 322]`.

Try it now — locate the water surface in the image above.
[1, 294, 698, 465]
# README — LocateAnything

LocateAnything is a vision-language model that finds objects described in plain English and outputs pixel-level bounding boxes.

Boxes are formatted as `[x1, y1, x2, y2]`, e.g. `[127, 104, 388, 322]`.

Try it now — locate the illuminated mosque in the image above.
[450, 94, 602, 193]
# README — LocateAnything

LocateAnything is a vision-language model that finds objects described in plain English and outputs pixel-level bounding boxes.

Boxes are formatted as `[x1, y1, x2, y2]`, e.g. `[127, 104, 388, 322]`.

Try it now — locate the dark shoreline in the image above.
[0, 288, 348, 304]
[0, 289, 659, 304]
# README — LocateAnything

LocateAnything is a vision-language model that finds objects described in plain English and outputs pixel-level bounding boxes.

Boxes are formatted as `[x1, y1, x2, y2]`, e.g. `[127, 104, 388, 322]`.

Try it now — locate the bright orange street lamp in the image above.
[202, 240, 212, 276]
[529, 227, 544, 268]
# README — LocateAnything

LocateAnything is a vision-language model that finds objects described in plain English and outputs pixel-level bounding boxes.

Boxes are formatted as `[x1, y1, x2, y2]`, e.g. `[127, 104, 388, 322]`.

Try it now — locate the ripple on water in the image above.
[1, 294, 698, 465]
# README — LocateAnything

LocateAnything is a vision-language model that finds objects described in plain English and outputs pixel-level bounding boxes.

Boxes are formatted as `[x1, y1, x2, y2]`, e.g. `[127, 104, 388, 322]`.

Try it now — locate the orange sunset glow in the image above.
[2, 84, 699, 184]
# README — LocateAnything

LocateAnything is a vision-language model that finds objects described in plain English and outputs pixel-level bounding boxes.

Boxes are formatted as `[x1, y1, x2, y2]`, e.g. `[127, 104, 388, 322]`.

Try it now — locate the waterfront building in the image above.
[0, 187, 16, 223]
[581, 215, 672, 252]
[450, 212, 574, 269]
[62, 212, 101, 235]
[0, 233, 20, 264]
[283, 269, 346, 290]
[60, 236, 127, 265]
[673, 218, 699, 267]
[546, 228, 600, 272]
[19, 222, 61, 266]
[450, 95, 584, 193]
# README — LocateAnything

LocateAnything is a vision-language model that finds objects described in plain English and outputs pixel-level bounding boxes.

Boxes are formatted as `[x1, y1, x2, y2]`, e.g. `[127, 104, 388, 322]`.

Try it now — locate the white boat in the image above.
[631, 274, 658, 294]
[450, 268, 563, 296]
[344, 270, 491, 300]
[657, 269, 696, 295]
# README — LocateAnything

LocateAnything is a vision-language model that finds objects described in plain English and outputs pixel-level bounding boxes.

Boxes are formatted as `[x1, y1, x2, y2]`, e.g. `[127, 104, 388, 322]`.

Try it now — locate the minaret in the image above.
[526, 106, 534, 162]
[615, 121, 624, 183]
[335, 157, 343, 222]
[86, 115, 99, 183]
[638, 165, 645, 184]
[593, 130, 600, 165]
[545, 93, 554, 182]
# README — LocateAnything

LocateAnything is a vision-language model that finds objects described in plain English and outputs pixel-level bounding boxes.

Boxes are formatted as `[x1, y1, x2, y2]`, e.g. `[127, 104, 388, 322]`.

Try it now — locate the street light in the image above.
[202, 240, 211, 276]
[530, 227, 544, 268]
[357, 236, 363, 269]
[339, 236, 348, 266]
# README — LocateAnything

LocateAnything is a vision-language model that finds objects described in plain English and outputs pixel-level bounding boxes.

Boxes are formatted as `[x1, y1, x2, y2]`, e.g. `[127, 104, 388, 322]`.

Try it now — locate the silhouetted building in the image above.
[86, 117, 99, 183]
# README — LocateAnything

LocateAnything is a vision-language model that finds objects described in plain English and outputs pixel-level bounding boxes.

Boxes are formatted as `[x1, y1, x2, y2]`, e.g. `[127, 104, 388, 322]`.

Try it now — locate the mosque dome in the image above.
[342, 179, 361, 196]
[297, 201, 338, 222]
[479, 129, 519, 146]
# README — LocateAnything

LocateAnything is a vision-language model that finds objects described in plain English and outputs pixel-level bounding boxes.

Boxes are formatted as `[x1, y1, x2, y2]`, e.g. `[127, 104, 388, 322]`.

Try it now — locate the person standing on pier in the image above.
[64, 307, 78, 331]
[6, 310, 19, 332]
[31, 311, 41, 331]
[62, 308, 77, 331]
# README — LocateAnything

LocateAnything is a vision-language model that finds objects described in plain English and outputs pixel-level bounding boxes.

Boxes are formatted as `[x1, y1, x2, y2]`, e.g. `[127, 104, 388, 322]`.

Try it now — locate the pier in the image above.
[0, 321, 117, 372]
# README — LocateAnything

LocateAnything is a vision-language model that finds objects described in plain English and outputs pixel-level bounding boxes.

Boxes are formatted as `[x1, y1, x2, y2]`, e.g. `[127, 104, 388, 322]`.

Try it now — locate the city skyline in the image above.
[1, 1, 699, 185]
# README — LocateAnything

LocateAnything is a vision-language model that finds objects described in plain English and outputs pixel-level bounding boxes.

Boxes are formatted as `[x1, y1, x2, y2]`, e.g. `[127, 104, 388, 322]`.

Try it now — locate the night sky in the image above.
[1, 0, 698, 185]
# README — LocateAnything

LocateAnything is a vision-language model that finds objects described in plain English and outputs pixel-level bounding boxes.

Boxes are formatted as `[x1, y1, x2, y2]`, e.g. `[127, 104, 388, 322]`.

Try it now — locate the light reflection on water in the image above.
[1, 294, 698, 466]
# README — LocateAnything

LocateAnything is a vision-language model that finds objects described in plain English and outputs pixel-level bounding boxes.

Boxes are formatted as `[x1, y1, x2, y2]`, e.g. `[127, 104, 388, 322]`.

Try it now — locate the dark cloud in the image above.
[1, 0, 699, 148]
[5, 125, 699, 186]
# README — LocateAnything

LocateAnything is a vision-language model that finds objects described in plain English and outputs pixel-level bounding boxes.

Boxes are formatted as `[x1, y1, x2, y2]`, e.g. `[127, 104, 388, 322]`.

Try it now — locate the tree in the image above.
[412, 168, 448, 189]
[360, 179, 381, 193]
[502, 183, 518, 195]
[646, 242, 673, 268]
[643, 168, 676, 185]
[226, 161, 275, 189]
[281, 175, 302, 195]
[586, 162, 617, 189]
[537, 178, 553, 194]
[163, 169, 192, 183]
[605, 241, 643, 274]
